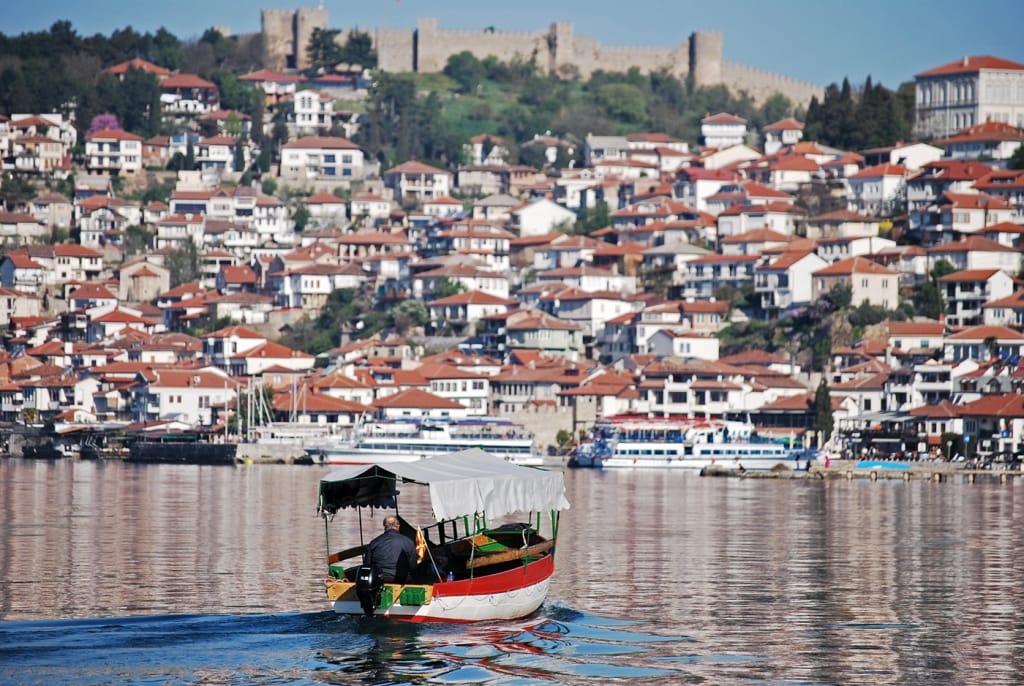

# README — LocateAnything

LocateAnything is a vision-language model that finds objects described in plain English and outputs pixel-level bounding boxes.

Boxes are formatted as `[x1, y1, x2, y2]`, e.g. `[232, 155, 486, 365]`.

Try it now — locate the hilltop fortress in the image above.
[261, 8, 822, 105]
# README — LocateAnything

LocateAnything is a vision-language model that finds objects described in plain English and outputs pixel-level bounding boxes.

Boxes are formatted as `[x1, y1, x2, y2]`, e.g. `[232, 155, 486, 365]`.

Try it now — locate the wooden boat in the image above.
[317, 447, 570, 622]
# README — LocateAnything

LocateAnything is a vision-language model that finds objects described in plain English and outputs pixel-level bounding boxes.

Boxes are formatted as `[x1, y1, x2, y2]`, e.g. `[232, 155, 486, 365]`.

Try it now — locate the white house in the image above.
[935, 120, 1024, 163]
[280, 136, 364, 183]
[293, 88, 337, 133]
[938, 268, 1015, 327]
[755, 250, 829, 314]
[384, 160, 453, 202]
[847, 163, 907, 216]
[763, 118, 804, 155]
[647, 330, 720, 361]
[303, 192, 348, 229]
[812, 256, 900, 309]
[914, 55, 1024, 139]
[701, 112, 748, 148]
[85, 129, 143, 175]
[509, 199, 577, 237]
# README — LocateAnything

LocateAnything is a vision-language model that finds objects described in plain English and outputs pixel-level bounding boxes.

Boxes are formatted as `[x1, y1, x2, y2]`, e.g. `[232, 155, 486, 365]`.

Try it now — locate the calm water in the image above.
[2, 459, 1024, 685]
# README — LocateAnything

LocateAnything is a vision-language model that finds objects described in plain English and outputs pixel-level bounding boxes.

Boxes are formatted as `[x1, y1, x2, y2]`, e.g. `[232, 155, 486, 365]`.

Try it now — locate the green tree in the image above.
[123, 224, 152, 258]
[390, 299, 429, 335]
[518, 140, 548, 169]
[292, 205, 310, 232]
[758, 93, 792, 127]
[307, 28, 343, 72]
[444, 51, 486, 94]
[595, 82, 648, 125]
[165, 240, 201, 288]
[574, 202, 609, 235]
[339, 29, 377, 69]
[1010, 143, 1024, 170]
[827, 282, 853, 310]
[435, 277, 466, 299]
[814, 379, 834, 444]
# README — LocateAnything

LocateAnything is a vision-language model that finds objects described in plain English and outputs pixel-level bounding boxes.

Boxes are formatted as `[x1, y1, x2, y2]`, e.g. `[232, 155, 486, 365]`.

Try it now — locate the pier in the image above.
[704, 459, 1024, 483]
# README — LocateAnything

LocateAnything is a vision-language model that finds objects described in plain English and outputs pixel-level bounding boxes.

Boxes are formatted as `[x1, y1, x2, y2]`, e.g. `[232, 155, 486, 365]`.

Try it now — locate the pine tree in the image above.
[814, 379, 834, 443]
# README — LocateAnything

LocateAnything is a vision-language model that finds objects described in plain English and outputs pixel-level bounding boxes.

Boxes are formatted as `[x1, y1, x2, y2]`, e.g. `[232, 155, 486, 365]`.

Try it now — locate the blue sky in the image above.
[5, 0, 1024, 88]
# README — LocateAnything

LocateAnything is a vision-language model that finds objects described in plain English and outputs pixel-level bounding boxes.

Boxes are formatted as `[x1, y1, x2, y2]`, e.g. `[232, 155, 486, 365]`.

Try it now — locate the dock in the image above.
[704, 459, 1024, 483]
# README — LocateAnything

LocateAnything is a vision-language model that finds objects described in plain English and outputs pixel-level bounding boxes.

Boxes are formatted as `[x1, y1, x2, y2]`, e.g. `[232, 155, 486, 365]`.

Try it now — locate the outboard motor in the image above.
[355, 564, 382, 617]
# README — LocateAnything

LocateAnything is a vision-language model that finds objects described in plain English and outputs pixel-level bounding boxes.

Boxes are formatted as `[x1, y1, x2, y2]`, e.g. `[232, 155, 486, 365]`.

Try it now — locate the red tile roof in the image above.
[851, 163, 906, 179]
[917, 56, 1024, 77]
[372, 387, 463, 410]
[161, 73, 217, 90]
[385, 160, 450, 176]
[764, 117, 805, 132]
[106, 58, 170, 77]
[702, 112, 747, 125]
[282, 136, 360, 150]
[813, 256, 896, 276]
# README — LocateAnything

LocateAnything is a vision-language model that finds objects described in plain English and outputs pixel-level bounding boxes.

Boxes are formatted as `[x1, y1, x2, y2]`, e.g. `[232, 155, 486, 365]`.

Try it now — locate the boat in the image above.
[317, 447, 570, 622]
[308, 417, 544, 466]
[571, 415, 805, 471]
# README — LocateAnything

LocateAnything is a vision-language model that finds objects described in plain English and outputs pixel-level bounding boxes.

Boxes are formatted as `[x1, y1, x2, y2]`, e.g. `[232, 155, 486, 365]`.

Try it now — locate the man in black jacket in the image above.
[365, 515, 417, 583]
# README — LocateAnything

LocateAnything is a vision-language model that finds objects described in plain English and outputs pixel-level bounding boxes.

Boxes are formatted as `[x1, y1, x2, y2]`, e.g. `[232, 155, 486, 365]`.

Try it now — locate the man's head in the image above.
[383, 515, 400, 531]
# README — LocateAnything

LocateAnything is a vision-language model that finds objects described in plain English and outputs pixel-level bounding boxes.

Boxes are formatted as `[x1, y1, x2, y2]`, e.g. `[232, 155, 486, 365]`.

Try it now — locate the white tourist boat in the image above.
[571, 415, 804, 471]
[318, 448, 570, 622]
[308, 418, 544, 466]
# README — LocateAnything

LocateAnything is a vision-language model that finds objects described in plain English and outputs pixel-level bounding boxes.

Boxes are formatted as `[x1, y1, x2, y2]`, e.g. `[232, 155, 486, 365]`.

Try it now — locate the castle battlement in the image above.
[261, 8, 822, 104]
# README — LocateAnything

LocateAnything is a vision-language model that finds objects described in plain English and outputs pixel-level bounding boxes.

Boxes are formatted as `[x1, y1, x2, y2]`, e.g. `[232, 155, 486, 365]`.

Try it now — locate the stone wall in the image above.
[722, 61, 824, 105]
[261, 9, 823, 105]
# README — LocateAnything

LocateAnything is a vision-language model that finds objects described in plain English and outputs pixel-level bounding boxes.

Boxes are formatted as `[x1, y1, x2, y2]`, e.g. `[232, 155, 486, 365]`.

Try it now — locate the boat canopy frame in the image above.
[318, 448, 570, 522]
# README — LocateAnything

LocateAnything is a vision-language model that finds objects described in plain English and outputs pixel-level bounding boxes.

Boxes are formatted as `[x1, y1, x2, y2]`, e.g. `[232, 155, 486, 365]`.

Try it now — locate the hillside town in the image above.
[2, 33, 1024, 464]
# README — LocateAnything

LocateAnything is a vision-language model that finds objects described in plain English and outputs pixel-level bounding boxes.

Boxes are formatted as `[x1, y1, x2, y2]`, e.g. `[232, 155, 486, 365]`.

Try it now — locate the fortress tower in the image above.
[260, 7, 328, 71]
[689, 31, 723, 88]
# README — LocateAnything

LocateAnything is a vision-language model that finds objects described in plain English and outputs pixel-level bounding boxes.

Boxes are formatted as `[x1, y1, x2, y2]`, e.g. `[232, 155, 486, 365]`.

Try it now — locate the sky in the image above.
[5, 0, 1024, 88]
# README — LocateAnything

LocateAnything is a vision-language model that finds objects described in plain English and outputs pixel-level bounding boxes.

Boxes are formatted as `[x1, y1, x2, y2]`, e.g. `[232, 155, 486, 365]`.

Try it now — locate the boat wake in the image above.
[3, 605, 762, 685]
[317, 601, 700, 683]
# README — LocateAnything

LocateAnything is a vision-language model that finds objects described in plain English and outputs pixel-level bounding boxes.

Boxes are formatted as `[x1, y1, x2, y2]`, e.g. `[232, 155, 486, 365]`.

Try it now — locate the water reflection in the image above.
[4, 460, 1024, 683]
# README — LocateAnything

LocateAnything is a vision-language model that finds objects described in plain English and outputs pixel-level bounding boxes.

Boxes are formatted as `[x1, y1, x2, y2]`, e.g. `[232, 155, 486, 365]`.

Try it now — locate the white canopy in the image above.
[318, 448, 570, 521]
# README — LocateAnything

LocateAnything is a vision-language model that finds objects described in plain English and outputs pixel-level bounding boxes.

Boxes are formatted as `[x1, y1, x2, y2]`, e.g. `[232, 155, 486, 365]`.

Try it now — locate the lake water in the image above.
[2, 459, 1024, 685]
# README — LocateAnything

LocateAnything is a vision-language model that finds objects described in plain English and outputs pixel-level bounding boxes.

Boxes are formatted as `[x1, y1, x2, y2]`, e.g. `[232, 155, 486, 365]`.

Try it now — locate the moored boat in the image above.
[309, 418, 543, 466]
[572, 415, 804, 471]
[317, 448, 570, 622]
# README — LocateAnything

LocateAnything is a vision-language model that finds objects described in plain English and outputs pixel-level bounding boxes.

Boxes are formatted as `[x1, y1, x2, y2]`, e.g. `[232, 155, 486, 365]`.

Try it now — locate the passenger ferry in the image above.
[572, 415, 803, 471]
[309, 418, 543, 466]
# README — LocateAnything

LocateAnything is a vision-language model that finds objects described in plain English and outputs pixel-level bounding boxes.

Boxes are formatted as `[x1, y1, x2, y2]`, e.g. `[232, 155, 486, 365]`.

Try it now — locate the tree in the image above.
[165, 240, 201, 288]
[339, 29, 377, 69]
[595, 82, 648, 125]
[518, 141, 548, 169]
[123, 224, 152, 258]
[574, 202, 610, 235]
[444, 51, 486, 94]
[390, 299, 429, 336]
[1010, 143, 1024, 171]
[306, 28, 344, 72]
[86, 113, 121, 136]
[759, 93, 792, 127]
[435, 277, 466, 299]
[814, 379, 834, 443]
[827, 282, 853, 310]
[292, 205, 310, 232]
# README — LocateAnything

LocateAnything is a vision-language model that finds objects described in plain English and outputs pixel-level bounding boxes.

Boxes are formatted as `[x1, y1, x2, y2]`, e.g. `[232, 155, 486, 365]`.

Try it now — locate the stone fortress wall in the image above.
[261, 8, 822, 104]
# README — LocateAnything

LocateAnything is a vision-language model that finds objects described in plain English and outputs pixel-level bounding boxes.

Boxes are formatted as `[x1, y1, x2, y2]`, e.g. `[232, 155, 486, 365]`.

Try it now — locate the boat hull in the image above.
[317, 445, 543, 467]
[328, 555, 554, 623]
